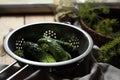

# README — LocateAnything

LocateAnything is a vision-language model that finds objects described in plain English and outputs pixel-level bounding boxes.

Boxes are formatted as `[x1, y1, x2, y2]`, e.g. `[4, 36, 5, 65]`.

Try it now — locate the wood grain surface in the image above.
[0, 14, 54, 65]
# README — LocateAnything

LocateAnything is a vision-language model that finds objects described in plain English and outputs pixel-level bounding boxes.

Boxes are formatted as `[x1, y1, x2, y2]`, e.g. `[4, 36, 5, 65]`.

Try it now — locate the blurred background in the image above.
[0, 0, 120, 4]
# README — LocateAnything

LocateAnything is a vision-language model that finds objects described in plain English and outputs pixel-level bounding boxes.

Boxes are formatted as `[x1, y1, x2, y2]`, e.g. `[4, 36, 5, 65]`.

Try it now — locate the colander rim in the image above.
[3, 22, 93, 67]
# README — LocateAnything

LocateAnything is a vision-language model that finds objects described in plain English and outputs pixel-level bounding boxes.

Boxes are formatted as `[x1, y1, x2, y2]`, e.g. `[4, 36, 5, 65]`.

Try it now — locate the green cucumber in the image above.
[22, 41, 56, 62]
[39, 52, 56, 62]
[38, 37, 72, 61]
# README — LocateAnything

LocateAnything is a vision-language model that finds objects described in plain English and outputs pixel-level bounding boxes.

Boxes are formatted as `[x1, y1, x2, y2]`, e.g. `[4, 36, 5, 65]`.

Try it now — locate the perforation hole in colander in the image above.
[43, 30, 57, 39]
[15, 37, 25, 50]
[69, 36, 80, 48]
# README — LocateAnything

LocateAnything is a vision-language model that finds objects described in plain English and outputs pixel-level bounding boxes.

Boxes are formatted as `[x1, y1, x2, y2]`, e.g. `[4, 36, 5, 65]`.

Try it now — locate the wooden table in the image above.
[0, 14, 54, 65]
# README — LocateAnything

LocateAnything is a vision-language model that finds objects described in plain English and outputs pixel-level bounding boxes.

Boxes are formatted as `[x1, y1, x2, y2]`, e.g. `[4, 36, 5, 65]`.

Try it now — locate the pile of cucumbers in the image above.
[14, 36, 76, 63]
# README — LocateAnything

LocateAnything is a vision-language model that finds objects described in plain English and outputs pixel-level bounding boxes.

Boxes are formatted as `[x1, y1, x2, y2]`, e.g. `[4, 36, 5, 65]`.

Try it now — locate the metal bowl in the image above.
[3, 22, 93, 67]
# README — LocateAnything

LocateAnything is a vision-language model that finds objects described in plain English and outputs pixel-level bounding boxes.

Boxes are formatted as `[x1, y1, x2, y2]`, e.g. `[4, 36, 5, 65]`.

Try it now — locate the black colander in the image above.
[3, 22, 93, 67]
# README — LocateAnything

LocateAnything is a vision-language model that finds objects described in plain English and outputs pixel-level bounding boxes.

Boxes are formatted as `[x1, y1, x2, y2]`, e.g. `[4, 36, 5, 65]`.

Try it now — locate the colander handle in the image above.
[65, 20, 82, 28]
[93, 45, 99, 50]
[65, 22, 71, 24]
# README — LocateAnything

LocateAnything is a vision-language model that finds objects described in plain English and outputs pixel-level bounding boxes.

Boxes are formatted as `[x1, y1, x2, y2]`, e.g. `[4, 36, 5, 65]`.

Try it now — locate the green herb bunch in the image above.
[95, 18, 118, 37]
[78, 2, 119, 38]
[97, 37, 120, 63]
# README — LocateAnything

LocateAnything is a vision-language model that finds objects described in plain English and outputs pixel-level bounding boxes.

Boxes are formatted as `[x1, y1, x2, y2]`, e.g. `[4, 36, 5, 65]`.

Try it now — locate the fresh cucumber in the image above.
[38, 37, 72, 61]
[39, 52, 56, 62]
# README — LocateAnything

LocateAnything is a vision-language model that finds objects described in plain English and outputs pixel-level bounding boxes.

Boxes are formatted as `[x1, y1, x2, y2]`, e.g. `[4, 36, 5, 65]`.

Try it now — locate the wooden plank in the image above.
[44, 14, 54, 22]
[0, 0, 53, 4]
[0, 0, 54, 14]
[0, 4, 54, 14]
[0, 15, 24, 65]
[25, 14, 54, 24]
